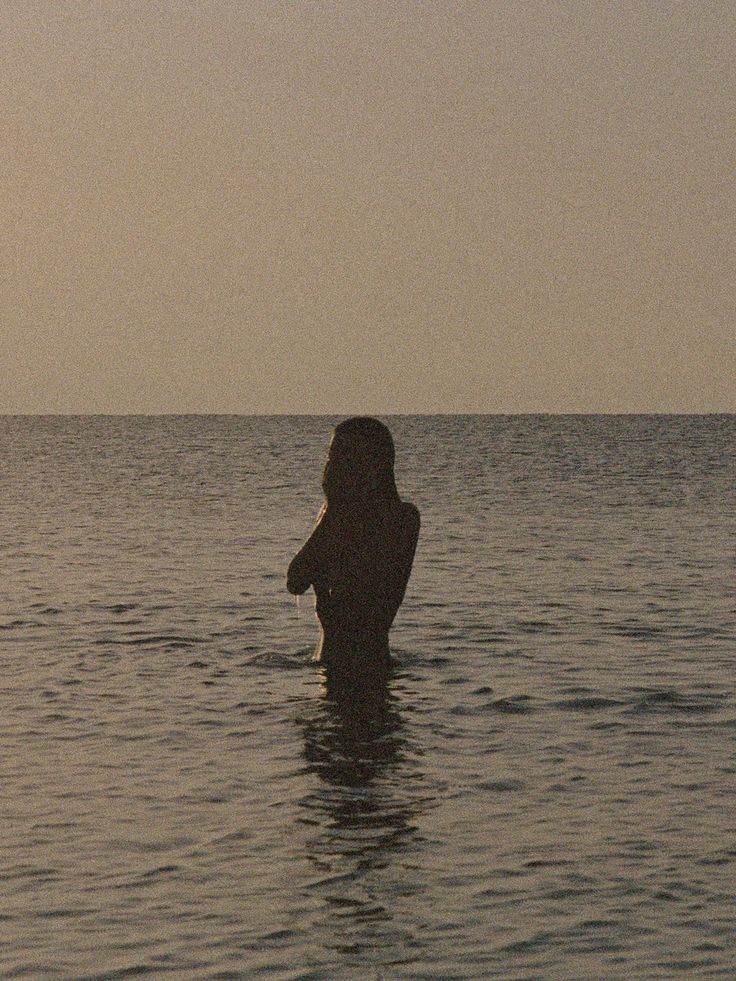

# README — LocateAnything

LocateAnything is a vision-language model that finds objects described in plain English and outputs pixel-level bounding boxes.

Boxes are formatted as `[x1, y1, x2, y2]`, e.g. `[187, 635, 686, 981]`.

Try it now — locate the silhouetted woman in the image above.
[287, 417, 420, 681]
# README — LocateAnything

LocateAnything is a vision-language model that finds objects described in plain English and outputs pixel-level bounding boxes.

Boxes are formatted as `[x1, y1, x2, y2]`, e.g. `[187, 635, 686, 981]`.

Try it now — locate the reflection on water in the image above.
[297, 665, 427, 957]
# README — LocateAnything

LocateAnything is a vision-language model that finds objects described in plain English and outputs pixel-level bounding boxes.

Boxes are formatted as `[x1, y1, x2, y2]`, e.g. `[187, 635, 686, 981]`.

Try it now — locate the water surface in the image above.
[1, 415, 734, 978]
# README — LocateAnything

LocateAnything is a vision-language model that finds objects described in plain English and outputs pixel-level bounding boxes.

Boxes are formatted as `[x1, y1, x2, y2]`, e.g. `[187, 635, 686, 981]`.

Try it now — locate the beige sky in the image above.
[2, 0, 734, 413]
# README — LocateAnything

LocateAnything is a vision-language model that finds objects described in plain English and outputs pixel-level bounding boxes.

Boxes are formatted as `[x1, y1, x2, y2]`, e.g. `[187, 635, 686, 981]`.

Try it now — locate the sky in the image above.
[2, 0, 734, 414]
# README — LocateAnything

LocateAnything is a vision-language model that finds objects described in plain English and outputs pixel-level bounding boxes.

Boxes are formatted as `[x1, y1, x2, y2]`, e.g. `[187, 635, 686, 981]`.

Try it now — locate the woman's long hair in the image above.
[322, 417, 400, 516]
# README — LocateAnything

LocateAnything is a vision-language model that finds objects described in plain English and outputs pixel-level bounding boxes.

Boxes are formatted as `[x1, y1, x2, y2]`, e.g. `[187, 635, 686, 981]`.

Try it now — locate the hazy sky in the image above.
[3, 0, 734, 413]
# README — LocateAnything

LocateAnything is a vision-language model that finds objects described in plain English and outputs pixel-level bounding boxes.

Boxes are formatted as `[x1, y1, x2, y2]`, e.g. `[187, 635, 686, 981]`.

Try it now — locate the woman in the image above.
[287, 417, 420, 677]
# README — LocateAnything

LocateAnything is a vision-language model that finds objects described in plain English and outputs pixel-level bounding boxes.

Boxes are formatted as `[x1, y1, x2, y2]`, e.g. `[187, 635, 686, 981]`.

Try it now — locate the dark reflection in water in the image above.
[297, 665, 427, 957]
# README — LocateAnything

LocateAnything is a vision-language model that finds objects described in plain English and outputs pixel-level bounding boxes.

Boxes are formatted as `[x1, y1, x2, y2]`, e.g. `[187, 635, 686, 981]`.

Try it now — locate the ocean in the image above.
[1, 414, 734, 979]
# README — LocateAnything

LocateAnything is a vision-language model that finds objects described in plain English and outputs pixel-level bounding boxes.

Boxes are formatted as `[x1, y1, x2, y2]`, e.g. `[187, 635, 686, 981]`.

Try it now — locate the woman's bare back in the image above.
[312, 501, 419, 657]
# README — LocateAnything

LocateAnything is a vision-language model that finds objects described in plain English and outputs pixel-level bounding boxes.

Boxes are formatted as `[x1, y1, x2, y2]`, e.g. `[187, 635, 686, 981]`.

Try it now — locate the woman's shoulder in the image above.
[397, 500, 420, 532]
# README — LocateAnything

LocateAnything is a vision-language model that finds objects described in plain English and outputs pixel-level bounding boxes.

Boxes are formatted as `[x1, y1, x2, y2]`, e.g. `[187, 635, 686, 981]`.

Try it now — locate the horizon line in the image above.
[1, 411, 734, 418]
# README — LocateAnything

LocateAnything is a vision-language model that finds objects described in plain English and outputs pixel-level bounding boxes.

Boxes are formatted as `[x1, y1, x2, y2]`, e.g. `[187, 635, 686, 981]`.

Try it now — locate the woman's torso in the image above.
[313, 500, 419, 666]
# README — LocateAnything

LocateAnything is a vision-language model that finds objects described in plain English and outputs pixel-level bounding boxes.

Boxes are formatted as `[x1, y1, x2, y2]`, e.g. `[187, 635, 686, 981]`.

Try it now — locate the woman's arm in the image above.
[286, 504, 328, 595]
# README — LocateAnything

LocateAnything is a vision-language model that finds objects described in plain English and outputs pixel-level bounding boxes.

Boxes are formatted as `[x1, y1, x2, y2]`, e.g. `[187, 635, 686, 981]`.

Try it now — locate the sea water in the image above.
[1, 415, 734, 979]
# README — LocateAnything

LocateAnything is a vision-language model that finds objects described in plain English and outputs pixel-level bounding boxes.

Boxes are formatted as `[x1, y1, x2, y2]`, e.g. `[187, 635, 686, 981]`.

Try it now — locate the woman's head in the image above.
[322, 417, 399, 509]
